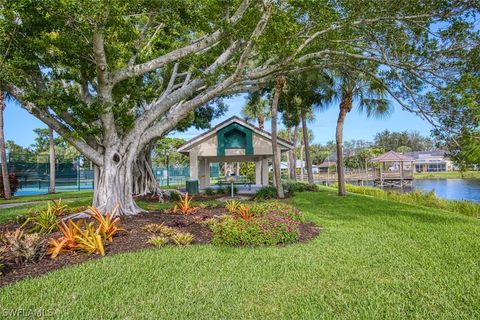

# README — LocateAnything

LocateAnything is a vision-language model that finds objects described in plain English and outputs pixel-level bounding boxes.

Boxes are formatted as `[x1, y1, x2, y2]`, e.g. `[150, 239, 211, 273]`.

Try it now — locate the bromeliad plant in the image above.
[47, 220, 82, 259]
[0, 229, 46, 264]
[234, 205, 254, 222]
[20, 199, 70, 234]
[172, 193, 199, 215]
[47, 205, 125, 259]
[146, 236, 168, 248]
[87, 206, 126, 242]
[74, 222, 105, 256]
[225, 200, 241, 213]
[171, 232, 194, 245]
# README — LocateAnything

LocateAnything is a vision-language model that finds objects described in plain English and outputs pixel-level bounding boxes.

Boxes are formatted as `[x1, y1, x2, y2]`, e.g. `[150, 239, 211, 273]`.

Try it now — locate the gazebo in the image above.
[371, 151, 415, 189]
[177, 116, 294, 190]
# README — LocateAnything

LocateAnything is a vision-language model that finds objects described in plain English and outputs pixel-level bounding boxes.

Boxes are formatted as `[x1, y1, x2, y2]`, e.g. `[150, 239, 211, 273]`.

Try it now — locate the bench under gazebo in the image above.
[371, 151, 415, 189]
[177, 116, 294, 192]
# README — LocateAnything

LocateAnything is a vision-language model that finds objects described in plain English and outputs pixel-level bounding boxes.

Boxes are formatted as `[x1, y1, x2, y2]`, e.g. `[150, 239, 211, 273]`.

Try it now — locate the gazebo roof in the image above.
[371, 150, 415, 162]
[177, 116, 294, 154]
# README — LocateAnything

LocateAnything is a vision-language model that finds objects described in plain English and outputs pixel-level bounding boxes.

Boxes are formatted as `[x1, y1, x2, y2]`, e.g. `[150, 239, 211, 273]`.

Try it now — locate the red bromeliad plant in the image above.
[172, 193, 199, 215]
[87, 206, 126, 242]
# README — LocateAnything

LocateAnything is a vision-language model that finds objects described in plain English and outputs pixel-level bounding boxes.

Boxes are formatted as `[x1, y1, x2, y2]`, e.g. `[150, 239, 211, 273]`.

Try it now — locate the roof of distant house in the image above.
[405, 150, 447, 159]
[371, 150, 415, 162]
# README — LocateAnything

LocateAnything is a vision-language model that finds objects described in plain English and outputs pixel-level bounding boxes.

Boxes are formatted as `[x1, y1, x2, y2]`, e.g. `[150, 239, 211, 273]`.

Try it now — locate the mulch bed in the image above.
[0, 207, 319, 287]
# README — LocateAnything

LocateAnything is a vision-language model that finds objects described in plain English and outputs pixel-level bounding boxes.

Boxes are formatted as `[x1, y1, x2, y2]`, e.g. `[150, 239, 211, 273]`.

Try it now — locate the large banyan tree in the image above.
[1, 0, 478, 214]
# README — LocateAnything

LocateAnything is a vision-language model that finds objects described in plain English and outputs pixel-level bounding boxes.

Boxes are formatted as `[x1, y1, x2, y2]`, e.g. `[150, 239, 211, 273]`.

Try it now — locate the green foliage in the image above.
[171, 232, 194, 246]
[0, 173, 19, 198]
[283, 181, 318, 194]
[209, 201, 302, 246]
[239, 162, 255, 182]
[21, 207, 57, 234]
[169, 191, 181, 202]
[216, 187, 226, 195]
[142, 223, 166, 233]
[0, 229, 46, 264]
[341, 184, 480, 218]
[374, 130, 434, 152]
[204, 188, 215, 196]
[211, 214, 299, 247]
[147, 236, 168, 248]
[254, 186, 277, 200]
[224, 200, 242, 213]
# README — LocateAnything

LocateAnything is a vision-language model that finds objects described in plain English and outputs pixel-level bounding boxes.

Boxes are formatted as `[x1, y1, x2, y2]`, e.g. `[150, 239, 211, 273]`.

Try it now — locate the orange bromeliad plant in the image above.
[172, 193, 199, 215]
[47, 219, 83, 259]
[235, 205, 255, 222]
[87, 206, 126, 242]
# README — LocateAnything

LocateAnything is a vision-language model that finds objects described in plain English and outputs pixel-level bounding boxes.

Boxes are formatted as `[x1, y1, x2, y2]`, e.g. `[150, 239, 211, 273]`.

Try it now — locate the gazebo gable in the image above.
[217, 122, 253, 156]
[177, 116, 293, 156]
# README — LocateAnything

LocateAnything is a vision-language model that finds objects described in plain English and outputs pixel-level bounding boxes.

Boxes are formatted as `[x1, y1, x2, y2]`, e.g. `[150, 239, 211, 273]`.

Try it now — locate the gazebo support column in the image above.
[261, 158, 269, 186]
[198, 158, 210, 189]
[255, 160, 262, 186]
[189, 151, 198, 181]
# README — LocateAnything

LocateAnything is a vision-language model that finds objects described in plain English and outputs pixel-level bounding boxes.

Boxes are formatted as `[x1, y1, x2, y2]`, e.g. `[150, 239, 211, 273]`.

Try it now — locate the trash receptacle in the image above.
[186, 180, 199, 195]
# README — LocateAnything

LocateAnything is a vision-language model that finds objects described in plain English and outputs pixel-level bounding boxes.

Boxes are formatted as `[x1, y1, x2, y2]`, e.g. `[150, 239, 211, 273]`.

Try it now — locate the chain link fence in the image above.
[5, 152, 221, 196]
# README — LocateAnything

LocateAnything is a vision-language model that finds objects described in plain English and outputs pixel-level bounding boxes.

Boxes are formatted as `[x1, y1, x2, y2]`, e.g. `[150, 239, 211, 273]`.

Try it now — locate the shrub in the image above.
[171, 232, 194, 245]
[147, 236, 168, 248]
[20, 207, 57, 234]
[142, 223, 165, 233]
[159, 225, 177, 237]
[254, 186, 277, 200]
[47, 199, 69, 217]
[0, 173, 19, 198]
[0, 229, 46, 263]
[211, 214, 299, 246]
[204, 188, 215, 196]
[225, 200, 241, 213]
[169, 191, 181, 202]
[74, 222, 105, 256]
[234, 204, 254, 222]
[172, 193, 199, 215]
[216, 187, 226, 195]
[87, 206, 126, 242]
[283, 181, 318, 193]
[248, 202, 303, 222]
[47, 220, 81, 259]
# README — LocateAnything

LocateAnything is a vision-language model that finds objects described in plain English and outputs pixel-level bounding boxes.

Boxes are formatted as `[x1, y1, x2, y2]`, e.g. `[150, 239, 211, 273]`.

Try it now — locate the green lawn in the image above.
[1, 188, 480, 319]
[0, 198, 93, 224]
[0, 190, 93, 204]
[414, 170, 480, 180]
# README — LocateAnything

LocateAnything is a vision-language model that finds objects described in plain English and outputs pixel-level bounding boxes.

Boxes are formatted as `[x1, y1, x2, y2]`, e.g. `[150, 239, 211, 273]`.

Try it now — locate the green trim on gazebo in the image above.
[217, 123, 253, 156]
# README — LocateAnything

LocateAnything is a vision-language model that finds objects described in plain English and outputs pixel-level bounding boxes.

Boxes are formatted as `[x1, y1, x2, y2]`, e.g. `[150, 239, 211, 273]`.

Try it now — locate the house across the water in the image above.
[405, 150, 455, 172]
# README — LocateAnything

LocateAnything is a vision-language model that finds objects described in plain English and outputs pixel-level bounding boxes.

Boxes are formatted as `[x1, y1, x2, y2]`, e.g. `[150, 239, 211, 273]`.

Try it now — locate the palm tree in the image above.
[0, 91, 11, 199]
[242, 92, 270, 130]
[281, 73, 335, 184]
[271, 76, 286, 198]
[334, 70, 391, 196]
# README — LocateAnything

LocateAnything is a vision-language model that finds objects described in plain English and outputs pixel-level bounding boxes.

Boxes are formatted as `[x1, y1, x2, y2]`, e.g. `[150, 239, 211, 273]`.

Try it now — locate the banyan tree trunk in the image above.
[132, 142, 162, 197]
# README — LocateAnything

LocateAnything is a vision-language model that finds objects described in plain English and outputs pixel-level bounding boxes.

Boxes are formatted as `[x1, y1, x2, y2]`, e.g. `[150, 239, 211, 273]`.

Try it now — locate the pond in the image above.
[413, 179, 480, 203]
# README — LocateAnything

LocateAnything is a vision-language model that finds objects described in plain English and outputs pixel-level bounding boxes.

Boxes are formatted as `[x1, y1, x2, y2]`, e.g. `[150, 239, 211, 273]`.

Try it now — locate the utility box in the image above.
[186, 180, 199, 195]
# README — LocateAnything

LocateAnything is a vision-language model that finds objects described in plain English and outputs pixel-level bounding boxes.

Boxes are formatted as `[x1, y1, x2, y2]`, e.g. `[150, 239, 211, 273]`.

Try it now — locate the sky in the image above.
[5, 94, 432, 148]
